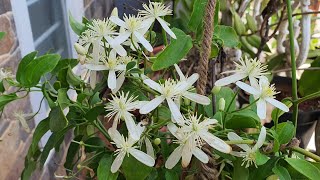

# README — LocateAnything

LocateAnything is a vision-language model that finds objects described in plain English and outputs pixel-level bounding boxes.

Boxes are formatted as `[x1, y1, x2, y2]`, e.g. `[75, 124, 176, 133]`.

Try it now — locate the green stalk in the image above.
[286, 0, 299, 135]
[296, 90, 320, 104]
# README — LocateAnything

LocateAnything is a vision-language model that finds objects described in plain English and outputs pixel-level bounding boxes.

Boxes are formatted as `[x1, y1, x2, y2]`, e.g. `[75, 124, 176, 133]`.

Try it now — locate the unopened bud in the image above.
[74, 43, 86, 55]
[77, 164, 82, 169]
[218, 98, 226, 111]
[153, 138, 161, 145]
[111, 7, 118, 17]
[211, 86, 221, 94]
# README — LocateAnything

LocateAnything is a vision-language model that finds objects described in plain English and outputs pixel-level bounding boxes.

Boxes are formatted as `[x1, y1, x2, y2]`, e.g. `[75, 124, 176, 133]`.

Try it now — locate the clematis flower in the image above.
[110, 14, 153, 52]
[227, 126, 266, 168]
[108, 128, 155, 173]
[84, 50, 125, 90]
[139, 1, 176, 39]
[165, 123, 209, 169]
[105, 92, 145, 140]
[235, 76, 289, 119]
[139, 78, 189, 124]
[215, 57, 269, 87]
[179, 114, 231, 153]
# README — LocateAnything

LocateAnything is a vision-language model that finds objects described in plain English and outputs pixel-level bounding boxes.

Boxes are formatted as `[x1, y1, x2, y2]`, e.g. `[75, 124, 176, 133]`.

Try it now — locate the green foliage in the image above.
[285, 158, 320, 180]
[225, 110, 259, 129]
[121, 155, 154, 180]
[98, 155, 119, 180]
[275, 122, 295, 144]
[49, 105, 68, 132]
[188, 0, 208, 32]
[272, 163, 291, 180]
[213, 25, 240, 48]
[215, 87, 236, 111]
[69, 12, 86, 35]
[0, 93, 18, 111]
[299, 58, 320, 96]
[233, 158, 249, 180]
[152, 28, 193, 71]
[0, 32, 5, 40]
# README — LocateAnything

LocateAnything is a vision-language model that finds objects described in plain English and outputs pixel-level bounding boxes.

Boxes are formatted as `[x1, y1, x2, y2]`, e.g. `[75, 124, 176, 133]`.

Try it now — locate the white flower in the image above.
[13, 111, 32, 133]
[165, 123, 208, 169]
[136, 122, 155, 158]
[0, 68, 13, 82]
[227, 126, 266, 168]
[179, 114, 231, 153]
[139, 78, 189, 124]
[139, 2, 176, 39]
[110, 14, 153, 52]
[174, 64, 210, 105]
[105, 92, 145, 140]
[215, 57, 269, 87]
[236, 76, 289, 119]
[108, 128, 155, 173]
[85, 50, 125, 90]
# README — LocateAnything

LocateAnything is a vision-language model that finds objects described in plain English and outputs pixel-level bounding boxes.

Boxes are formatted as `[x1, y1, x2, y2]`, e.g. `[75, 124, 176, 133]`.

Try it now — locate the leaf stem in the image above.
[291, 146, 320, 162]
[296, 90, 320, 104]
[286, 0, 299, 135]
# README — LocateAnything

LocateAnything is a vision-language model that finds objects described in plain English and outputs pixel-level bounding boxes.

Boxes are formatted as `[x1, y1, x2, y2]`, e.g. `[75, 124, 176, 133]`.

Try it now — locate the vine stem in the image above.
[286, 0, 299, 135]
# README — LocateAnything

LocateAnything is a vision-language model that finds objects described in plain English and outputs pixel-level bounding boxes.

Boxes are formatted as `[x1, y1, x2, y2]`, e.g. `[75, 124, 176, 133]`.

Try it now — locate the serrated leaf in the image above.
[98, 155, 119, 180]
[152, 28, 193, 71]
[286, 158, 320, 180]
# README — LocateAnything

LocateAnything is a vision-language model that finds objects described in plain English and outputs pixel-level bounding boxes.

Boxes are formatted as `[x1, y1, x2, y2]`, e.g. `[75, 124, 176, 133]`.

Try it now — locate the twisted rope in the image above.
[197, 146, 219, 180]
[196, 0, 217, 95]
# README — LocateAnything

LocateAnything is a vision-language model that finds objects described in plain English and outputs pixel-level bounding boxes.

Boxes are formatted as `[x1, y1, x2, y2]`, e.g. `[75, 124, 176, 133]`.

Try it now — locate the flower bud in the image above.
[153, 138, 161, 145]
[111, 7, 118, 17]
[218, 98, 226, 111]
[74, 43, 86, 55]
[211, 86, 221, 94]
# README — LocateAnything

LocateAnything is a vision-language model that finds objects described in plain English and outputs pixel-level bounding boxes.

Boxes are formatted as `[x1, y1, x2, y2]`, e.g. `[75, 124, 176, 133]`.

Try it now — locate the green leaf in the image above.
[85, 137, 105, 152]
[0, 93, 18, 111]
[215, 87, 236, 111]
[0, 81, 5, 93]
[225, 110, 259, 129]
[165, 170, 179, 180]
[285, 158, 320, 180]
[57, 88, 70, 109]
[299, 58, 320, 96]
[41, 83, 56, 108]
[64, 135, 83, 170]
[249, 157, 279, 179]
[272, 164, 291, 180]
[66, 68, 82, 86]
[188, 0, 208, 32]
[271, 98, 292, 123]
[85, 105, 106, 121]
[21, 160, 37, 180]
[98, 155, 119, 180]
[69, 12, 86, 35]
[233, 158, 249, 180]
[256, 151, 270, 166]
[121, 154, 154, 180]
[49, 106, 68, 132]
[126, 61, 136, 71]
[214, 0, 220, 27]
[213, 25, 240, 48]
[275, 122, 295, 144]
[19, 54, 61, 87]
[0, 32, 5, 40]
[267, 54, 286, 71]
[52, 59, 78, 74]
[16, 51, 38, 84]
[152, 28, 193, 71]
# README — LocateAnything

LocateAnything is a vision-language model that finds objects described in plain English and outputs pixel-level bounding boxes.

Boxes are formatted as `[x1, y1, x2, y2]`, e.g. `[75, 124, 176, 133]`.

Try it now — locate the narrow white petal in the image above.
[183, 92, 210, 105]
[227, 132, 251, 151]
[173, 81, 189, 94]
[92, 40, 101, 63]
[265, 97, 289, 112]
[128, 101, 148, 110]
[143, 79, 162, 92]
[181, 143, 193, 168]
[124, 113, 139, 140]
[249, 76, 259, 88]
[167, 123, 179, 138]
[113, 43, 127, 57]
[257, 99, 267, 119]
[187, 73, 199, 85]
[110, 16, 126, 27]
[111, 71, 125, 94]
[236, 81, 260, 95]
[108, 128, 123, 146]
[215, 73, 247, 86]
[114, 31, 131, 44]
[90, 71, 97, 89]
[157, 17, 176, 39]
[111, 151, 126, 173]
[167, 98, 184, 124]
[145, 138, 155, 159]
[140, 17, 155, 30]
[109, 49, 117, 59]
[85, 64, 108, 71]
[200, 132, 231, 153]
[165, 146, 183, 169]
[259, 76, 269, 86]
[174, 64, 186, 81]
[139, 96, 165, 114]
[192, 148, 209, 163]
[230, 151, 246, 157]
[108, 70, 117, 90]
[253, 126, 266, 151]
[129, 148, 155, 167]
[200, 118, 218, 127]
[133, 31, 153, 52]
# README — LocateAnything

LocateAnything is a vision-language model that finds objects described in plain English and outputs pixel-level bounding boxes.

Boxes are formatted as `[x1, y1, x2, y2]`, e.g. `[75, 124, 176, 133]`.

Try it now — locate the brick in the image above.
[0, 12, 17, 55]
[0, 0, 11, 14]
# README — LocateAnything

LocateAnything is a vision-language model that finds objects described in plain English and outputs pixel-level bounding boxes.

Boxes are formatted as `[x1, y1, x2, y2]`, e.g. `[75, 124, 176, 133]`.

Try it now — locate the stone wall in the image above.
[0, 1, 36, 179]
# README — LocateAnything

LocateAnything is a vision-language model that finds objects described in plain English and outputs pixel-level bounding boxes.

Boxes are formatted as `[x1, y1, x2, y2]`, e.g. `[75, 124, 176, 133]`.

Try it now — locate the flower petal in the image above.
[192, 147, 209, 163]
[156, 17, 176, 39]
[111, 151, 126, 173]
[108, 70, 117, 90]
[174, 64, 186, 81]
[166, 98, 184, 124]
[114, 31, 131, 44]
[165, 146, 183, 169]
[129, 148, 155, 167]
[90, 71, 97, 89]
[111, 71, 125, 94]
[124, 113, 139, 140]
[85, 64, 108, 71]
[145, 138, 155, 159]
[200, 118, 218, 127]
[265, 97, 289, 112]
[139, 96, 165, 114]
[143, 79, 162, 92]
[181, 142, 193, 167]
[227, 132, 251, 151]
[200, 131, 231, 153]
[133, 31, 153, 52]
[215, 73, 247, 86]
[257, 99, 267, 119]
[182, 92, 210, 105]
[186, 73, 199, 85]
[253, 126, 266, 151]
[167, 123, 179, 138]
[110, 16, 126, 27]
[236, 81, 260, 95]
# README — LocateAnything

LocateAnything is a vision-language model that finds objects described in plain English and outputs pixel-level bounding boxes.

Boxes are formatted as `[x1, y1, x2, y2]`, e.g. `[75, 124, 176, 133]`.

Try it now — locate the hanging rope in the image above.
[196, 0, 217, 95]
